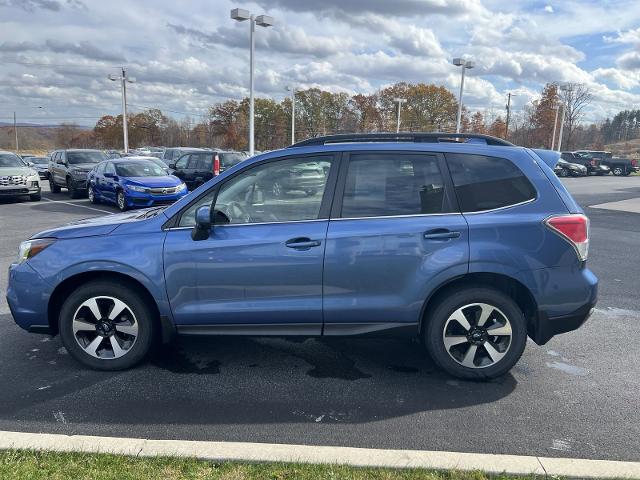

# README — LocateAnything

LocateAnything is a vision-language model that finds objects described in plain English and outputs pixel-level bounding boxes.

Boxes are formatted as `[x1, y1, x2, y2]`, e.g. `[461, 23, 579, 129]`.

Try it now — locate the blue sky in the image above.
[0, 0, 639, 126]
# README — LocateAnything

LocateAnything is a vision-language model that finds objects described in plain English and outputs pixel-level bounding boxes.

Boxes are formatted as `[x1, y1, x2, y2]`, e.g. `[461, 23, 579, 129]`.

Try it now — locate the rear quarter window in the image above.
[446, 153, 536, 212]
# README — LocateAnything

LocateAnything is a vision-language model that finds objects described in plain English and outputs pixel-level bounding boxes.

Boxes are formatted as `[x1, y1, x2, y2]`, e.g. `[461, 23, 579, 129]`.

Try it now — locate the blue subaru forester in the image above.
[6, 133, 597, 379]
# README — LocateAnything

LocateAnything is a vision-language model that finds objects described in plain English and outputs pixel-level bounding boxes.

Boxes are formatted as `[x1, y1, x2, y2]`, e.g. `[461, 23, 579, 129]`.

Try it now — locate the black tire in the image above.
[58, 280, 155, 371]
[423, 287, 527, 380]
[558, 169, 569, 178]
[29, 192, 41, 201]
[49, 178, 61, 193]
[612, 167, 624, 176]
[116, 190, 128, 211]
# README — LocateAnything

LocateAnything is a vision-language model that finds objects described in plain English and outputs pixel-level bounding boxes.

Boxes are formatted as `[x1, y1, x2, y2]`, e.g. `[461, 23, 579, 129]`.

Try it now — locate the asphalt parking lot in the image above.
[0, 176, 639, 461]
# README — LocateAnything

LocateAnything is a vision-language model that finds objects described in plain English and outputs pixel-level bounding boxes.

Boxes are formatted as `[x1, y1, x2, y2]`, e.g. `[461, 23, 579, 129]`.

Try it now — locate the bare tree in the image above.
[560, 83, 593, 150]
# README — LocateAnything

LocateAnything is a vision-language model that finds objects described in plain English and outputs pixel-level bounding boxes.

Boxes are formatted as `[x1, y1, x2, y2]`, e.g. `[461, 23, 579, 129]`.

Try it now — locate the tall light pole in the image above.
[556, 83, 570, 152]
[505, 92, 514, 139]
[551, 105, 560, 150]
[393, 98, 407, 133]
[108, 68, 136, 153]
[231, 8, 274, 156]
[453, 58, 475, 133]
[286, 85, 296, 144]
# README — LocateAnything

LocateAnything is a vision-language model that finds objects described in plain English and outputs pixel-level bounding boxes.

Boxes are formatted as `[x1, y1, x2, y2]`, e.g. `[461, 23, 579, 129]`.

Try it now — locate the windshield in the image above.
[115, 161, 167, 177]
[149, 157, 168, 168]
[30, 157, 48, 164]
[0, 153, 25, 168]
[67, 151, 107, 165]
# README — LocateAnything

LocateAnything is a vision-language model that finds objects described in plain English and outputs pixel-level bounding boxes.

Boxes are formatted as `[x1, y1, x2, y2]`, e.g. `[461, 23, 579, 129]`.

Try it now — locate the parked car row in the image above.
[555, 150, 639, 178]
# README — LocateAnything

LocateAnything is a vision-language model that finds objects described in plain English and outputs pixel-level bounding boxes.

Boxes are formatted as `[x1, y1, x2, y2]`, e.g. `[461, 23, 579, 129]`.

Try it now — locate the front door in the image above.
[322, 151, 469, 334]
[164, 154, 337, 333]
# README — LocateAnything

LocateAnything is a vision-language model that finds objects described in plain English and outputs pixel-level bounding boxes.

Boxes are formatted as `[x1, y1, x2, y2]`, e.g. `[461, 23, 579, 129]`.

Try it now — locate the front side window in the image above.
[104, 162, 115, 175]
[446, 153, 536, 212]
[341, 153, 449, 218]
[175, 154, 190, 170]
[214, 156, 332, 225]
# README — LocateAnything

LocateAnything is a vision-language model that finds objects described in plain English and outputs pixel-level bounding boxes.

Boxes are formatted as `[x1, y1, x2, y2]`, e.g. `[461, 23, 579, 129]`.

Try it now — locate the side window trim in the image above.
[330, 150, 457, 220]
[167, 152, 341, 229]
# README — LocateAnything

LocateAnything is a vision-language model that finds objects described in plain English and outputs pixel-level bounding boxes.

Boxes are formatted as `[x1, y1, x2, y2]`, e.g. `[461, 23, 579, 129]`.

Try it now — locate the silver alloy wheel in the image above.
[117, 191, 125, 210]
[72, 296, 138, 359]
[442, 303, 512, 369]
[613, 167, 623, 176]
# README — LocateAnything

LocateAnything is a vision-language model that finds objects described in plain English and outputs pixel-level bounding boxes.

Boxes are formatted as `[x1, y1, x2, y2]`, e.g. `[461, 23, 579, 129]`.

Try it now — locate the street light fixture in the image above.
[108, 68, 136, 153]
[231, 7, 274, 156]
[393, 98, 407, 133]
[286, 85, 297, 145]
[453, 58, 475, 134]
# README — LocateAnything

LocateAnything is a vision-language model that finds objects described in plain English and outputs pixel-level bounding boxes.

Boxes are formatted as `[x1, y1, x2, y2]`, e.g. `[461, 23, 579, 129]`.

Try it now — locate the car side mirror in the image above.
[104, 172, 114, 178]
[191, 205, 212, 241]
[169, 163, 176, 169]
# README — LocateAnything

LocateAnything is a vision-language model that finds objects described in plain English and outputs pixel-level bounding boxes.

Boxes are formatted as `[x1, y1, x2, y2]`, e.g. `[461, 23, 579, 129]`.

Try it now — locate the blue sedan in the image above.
[88, 157, 188, 211]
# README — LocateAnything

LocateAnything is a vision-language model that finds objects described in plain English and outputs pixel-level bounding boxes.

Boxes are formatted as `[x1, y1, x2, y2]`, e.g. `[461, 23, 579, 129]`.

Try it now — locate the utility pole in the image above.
[108, 68, 136, 153]
[551, 105, 560, 151]
[13, 111, 18, 152]
[504, 93, 512, 139]
[557, 104, 566, 152]
[286, 86, 296, 144]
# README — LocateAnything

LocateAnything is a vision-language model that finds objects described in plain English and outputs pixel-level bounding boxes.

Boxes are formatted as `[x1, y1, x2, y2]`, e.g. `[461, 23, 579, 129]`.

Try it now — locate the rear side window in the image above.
[341, 153, 450, 218]
[198, 154, 213, 171]
[446, 154, 536, 212]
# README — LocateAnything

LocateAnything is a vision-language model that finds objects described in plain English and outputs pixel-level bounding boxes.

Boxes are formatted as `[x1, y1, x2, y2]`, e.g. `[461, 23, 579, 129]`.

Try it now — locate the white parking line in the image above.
[1, 430, 639, 478]
[40, 197, 113, 215]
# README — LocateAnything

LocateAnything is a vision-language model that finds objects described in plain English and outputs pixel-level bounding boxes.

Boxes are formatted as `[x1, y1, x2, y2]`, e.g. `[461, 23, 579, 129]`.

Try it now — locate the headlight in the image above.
[126, 184, 147, 193]
[17, 239, 56, 264]
[175, 183, 187, 192]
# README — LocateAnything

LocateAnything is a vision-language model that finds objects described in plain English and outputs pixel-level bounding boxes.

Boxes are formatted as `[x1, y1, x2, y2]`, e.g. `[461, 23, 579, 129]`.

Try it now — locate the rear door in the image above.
[322, 151, 469, 334]
[172, 154, 192, 188]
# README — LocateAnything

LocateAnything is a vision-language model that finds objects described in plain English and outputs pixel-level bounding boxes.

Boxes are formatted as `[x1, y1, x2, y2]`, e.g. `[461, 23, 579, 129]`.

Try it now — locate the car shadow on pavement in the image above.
[0, 325, 517, 428]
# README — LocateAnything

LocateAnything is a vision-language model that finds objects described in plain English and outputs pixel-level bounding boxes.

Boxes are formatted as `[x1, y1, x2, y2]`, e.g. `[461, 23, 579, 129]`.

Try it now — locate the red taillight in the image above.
[213, 154, 220, 176]
[545, 214, 589, 261]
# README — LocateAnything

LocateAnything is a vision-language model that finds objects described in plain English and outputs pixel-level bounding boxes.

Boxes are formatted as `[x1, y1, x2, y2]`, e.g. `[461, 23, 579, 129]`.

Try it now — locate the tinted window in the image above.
[104, 162, 116, 175]
[447, 154, 536, 212]
[198, 154, 213, 171]
[30, 157, 48, 164]
[67, 151, 106, 165]
[0, 153, 25, 167]
[341, 153, 448, 218]
[187, 154, 201, 169]
[174, 154, 190, 169]
[96, 163, 106, 175]
[115, 161, 166, 177]
[215, 156, 332, 225]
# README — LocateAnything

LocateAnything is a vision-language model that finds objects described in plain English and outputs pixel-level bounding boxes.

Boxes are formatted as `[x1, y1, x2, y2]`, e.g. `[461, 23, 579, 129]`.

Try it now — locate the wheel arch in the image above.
[419, 272, 538, 338]
[47, 270, 175, 343]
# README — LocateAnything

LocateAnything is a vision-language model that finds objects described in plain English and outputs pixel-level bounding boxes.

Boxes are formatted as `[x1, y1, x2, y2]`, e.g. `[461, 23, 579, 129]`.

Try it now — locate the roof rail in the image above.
[289, 132, 514, 148]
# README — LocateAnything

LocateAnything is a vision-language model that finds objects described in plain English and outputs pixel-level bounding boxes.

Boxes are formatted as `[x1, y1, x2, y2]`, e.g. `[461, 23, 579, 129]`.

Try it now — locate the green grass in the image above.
[0, 450, 548, 480]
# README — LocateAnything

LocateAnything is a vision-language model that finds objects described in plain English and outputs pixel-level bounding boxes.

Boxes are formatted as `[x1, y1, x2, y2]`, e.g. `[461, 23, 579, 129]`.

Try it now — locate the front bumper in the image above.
[6, 261, 51, 333]
[125, 189, 188, 208]
[0, 183, 41, 197]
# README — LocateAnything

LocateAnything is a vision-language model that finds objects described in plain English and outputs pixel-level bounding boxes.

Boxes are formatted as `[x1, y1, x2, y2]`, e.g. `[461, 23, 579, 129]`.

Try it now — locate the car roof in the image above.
[110, 156, 159, 163]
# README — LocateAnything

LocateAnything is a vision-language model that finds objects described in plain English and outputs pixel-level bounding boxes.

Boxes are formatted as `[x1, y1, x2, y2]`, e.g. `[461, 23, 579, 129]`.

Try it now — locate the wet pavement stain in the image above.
[151, 348, 221, 375]
[305, 354, 371, 380]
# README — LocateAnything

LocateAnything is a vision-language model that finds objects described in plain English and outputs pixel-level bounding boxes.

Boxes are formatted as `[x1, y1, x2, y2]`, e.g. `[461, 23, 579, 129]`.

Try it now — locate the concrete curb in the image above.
[1, 430, 640, 479]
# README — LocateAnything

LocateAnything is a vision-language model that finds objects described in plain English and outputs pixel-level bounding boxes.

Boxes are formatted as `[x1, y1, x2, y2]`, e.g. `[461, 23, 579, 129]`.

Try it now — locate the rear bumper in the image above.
[525, 266, 598, 345]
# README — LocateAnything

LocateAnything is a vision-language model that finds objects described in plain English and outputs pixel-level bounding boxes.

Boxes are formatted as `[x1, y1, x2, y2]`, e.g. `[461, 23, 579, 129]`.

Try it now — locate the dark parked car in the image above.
[554, 159, 587, 177]
[87, 157, 187, 211]
[161, 147, 206, 165]
[8, 133, 597, 380]
[600, 157, 638, 176]
[261, 160, 327, 196]
[566, 151, 610, 176]
[170, 150, 247, 190]
[25, 156, 50, 179]
[48, 149, 107, 198]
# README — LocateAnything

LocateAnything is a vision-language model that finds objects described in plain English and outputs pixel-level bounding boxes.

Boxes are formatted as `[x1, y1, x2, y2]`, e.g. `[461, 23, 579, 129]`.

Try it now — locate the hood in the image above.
[0, 166, 36, 176]
[123, 175, 182, 188]
[68, 163, 99, 172]
[31, 208, 161, 240]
